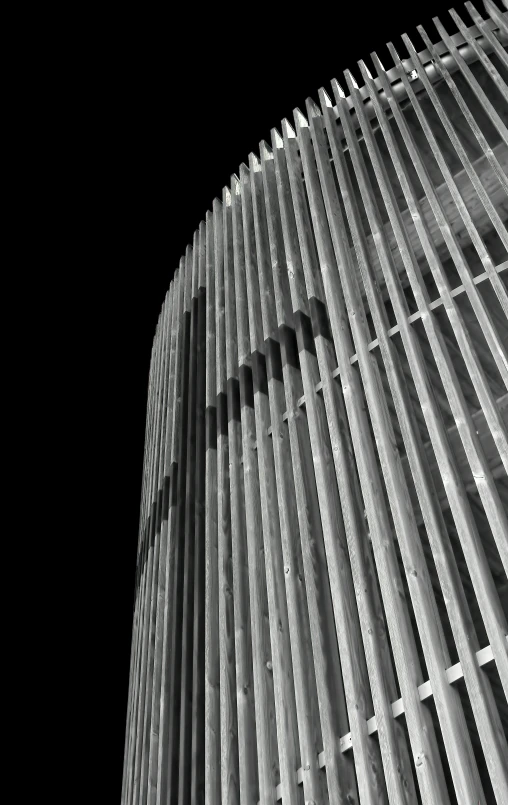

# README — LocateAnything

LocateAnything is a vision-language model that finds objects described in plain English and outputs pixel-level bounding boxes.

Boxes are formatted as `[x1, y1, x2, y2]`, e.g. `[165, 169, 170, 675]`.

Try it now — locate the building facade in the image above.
[122, 4, 508, 803]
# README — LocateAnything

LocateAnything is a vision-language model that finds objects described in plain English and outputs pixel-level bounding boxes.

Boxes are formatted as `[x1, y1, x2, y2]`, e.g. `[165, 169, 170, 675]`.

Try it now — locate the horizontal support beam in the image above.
[330, 18, 507, 146]
[350, 259, 508, 360]
[264, 261, 507, 426]
[268, 637, 506, 801]
[364, 145, 508, 288]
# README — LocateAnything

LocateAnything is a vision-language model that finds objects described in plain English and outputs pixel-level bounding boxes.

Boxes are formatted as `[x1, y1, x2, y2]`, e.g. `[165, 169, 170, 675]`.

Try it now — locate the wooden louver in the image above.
[122, 3, 508, 803]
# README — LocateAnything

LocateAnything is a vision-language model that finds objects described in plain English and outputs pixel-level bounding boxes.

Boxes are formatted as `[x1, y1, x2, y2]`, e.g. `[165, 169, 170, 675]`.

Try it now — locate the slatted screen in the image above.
[122, 4, 508, 803]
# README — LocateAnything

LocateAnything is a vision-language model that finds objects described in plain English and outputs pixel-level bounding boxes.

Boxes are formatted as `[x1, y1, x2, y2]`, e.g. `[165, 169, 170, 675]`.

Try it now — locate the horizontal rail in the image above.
[260, 261, 508, 430]
[267, 637, 508, 802]
[330, 17, 508, 146]
[125, 6, 508, 803]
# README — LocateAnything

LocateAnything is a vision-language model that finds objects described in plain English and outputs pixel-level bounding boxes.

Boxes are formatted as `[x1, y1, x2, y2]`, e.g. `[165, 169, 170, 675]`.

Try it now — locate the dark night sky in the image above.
[82, 1, 503, 796]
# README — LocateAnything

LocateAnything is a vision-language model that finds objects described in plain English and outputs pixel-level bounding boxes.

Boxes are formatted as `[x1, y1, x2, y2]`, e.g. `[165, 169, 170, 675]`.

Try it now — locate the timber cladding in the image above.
[122, 3, 508, 804]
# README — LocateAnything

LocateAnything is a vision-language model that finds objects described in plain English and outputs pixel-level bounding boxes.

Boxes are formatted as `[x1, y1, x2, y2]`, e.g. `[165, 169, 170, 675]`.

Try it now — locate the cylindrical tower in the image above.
[122, 4, 508, 803]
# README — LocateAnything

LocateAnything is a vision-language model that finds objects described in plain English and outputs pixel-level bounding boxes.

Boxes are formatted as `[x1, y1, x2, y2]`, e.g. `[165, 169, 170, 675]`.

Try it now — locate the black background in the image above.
[78, 1, 504, 796]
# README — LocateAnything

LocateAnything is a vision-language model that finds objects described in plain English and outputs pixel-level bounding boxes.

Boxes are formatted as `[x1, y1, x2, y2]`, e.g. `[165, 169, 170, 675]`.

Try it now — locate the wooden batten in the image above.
[123, 338, 156, 805]
[223, 184, 259, 804]
[142, 293, 173, 803]
[239, 160, 302, 804]
[122, 6, 508, 804]
[142, 284, 176, 804]
[255, 143, 326, 805]
[156, 261, 185, 805]
[214, 196, 241, 805]
[295, 101, 445, 804]
[131, 309, 166, 805]
[204, 209, 220, 805]
[177, 236, 201, 804]
[165, 251, 193, 802]
[148, 270, 180, 804]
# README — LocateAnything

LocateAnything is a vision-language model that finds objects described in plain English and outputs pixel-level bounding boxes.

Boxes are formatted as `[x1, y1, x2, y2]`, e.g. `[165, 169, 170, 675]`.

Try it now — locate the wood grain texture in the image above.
[239, 164, 303, 805]
[282, 117, 374, 805]
[214, 197, 241, 805]
[317, 81, 490, 803]
[156, 261, 186, 805]
[177, 237, 200, 805]
[190, 225, 207, 805]
[223, 186, 259, 804]
[204, 210, 220, 805]
[231, 173, 281, 804]
[132, 311, 167, 805]
[359, 58, 508, 704]
[144, 284, 176, 804]
[122, 9, 508, 803]
[254, 144, 325, 805]
[294, 104, 447, 805]
[166, 252, 193, 802]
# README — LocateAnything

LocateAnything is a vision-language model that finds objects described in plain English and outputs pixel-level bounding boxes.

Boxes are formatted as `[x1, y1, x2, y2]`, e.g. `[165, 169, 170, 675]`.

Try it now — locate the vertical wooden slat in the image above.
[144, 296, 173, 804]
[466, 1, 508, 65]
[126, 519, 144, 805]
[430, 14, 508, 146]
[223, 185, 259, 804]
[328, 65, 508, 803]
[156, 259, 186, 803]
[293, 104, 452, 805]
[128, 336, 157, 803]
[214, 195, 241, 804]
[122, 10, 508, 802]
[149, 269, 181, 804]
[124, 342, 156, 805]
[132, 311, 167, 805]
[132, 313, 164, 805]
[177, 236, 201, 804]
[483, 0, 508, 37]
[204, 209, 220, 805]
[282, 115, 383, 803]
[299, 94, 426, 805]
[239, 161, 302, 804]
[370, 53, 508, 568]
[299, 114, 420, 801]
[135, 317, 162, 805]
[122, 588, 138, 802]
[140, 286, 174, 804]
[146, 281, 174, 801]
[254, 144, 326, 805]
[231, 172, 280, 803]
[190, 223, 207, 804]
[311, 82, 491, 803]
[404, 31, 508, 313]
[269, 128, 357, 805]
[449, 6, 508, 95]
[359, 58, 508, 696]
[166, 250, 193, 801]
[358, 36, 504, 708]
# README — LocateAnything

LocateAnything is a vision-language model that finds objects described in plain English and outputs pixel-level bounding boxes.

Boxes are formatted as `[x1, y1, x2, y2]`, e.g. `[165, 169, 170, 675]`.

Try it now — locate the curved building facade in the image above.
[122, 4, 508, 803]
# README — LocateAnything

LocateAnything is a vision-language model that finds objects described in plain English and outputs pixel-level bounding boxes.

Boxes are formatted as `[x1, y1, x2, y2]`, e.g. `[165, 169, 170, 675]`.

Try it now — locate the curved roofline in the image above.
[330, 15, 506, 144]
